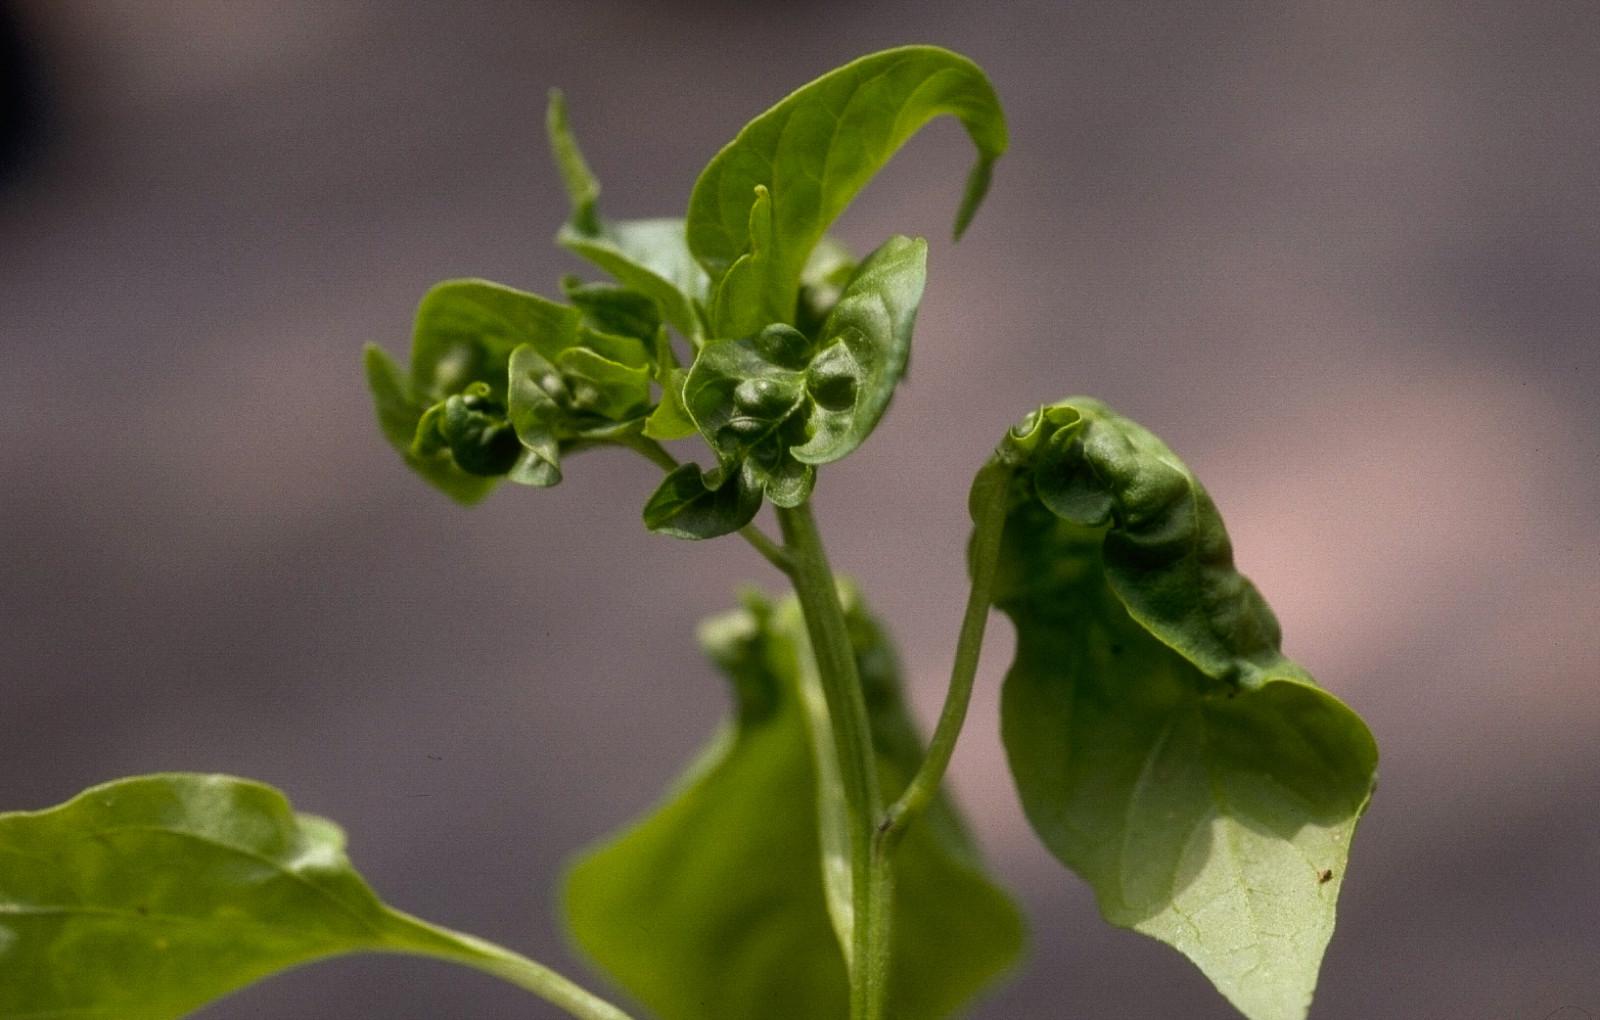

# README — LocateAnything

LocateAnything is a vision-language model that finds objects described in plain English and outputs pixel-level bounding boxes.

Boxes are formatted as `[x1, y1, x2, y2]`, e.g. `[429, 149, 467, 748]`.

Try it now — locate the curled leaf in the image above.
[984, 398, 1378, 1020]
[641, 462, 762, 540]
[687, 45, 1006, 327]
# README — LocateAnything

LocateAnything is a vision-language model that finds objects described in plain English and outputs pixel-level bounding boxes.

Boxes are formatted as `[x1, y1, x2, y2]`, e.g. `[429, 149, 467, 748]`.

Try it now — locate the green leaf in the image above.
[686, 45, 1005, 329]
[507, 345, 566, 487]
[410, 279, 579, 401]
[565, 589, 1023, 1020]
[986, 398, 1379, 1020]
[796, 235, 858, 337]
[556, 347, 652, 422]
[0, 774, 631, 1020]
[640, 462, 762, 540]
[683, 323, 827, 507]
[790, 234, 927, 465]
[706, 184, 778, 339]
[562, 278, 664, 347]
[548, 90, 708, 340]
[363, 344, 496, 504]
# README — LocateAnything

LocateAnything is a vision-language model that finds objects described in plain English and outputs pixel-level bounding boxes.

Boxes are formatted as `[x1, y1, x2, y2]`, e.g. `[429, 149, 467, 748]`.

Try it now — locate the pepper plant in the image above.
[0, 47, 1377, 1020]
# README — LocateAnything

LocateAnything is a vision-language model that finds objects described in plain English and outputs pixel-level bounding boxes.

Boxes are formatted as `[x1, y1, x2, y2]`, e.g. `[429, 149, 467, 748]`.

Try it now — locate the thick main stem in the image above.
[775, 501, 891, 1020]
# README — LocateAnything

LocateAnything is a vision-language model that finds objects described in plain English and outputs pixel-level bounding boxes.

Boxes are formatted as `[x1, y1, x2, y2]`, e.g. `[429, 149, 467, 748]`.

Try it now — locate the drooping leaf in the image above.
[640, 462, 762, 540]
[547, 90, 708, 340]
[790, 234, 926, 465]
[686, 45, 1006, 329]
[363, 344, 496, 504]
[0, 774, 629, 1020]
[985, 399, 1378, 1020]
[565, 589, 1023, 1020]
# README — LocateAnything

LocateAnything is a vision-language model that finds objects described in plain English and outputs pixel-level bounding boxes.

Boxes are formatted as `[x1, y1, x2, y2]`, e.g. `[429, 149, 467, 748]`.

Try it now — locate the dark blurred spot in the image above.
[0, 0, 50, 187]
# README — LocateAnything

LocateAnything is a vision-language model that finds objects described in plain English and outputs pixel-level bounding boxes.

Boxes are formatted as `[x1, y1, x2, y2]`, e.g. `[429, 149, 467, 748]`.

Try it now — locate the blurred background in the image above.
[2, 2, 1597, 1017]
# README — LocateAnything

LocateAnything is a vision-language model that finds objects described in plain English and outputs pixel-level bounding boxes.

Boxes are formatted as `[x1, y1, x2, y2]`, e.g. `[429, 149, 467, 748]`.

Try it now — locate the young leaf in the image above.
[547, 90, 708, 340]
[363, 344, 496, 504]
[640, 462, 762, 539]
[410, 279, 579, 400]
[983, 399, 1378, 1020]
[686, 45, 1006, 328]
[790, 234, 927, 464]
[0, 774, 630, 1020]
[564, 589, 1023, 1020]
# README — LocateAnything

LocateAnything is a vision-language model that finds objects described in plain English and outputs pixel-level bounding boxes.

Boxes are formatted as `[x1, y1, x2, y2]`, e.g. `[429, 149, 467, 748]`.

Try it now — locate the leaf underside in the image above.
[565, 587, 1023, 1020]
[987, 398, 1378, 1020]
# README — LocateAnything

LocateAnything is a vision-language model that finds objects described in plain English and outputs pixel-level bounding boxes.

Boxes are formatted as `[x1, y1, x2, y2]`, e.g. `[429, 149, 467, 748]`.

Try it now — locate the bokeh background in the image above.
[3, 2, 1597, 1017]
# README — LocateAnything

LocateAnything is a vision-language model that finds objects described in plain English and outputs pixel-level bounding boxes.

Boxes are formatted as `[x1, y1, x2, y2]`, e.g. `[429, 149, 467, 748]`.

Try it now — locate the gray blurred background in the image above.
[2, 2, 1597, 1017]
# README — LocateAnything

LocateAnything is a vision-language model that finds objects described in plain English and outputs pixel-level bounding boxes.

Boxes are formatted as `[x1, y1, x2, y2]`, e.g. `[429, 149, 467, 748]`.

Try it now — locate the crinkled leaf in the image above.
[507, 345, 566, 487]
[562, 278, 663, 348]
[987, 398, 1379, 1020]
[684, 323, 827, 507]
[640, 462, 761, 540]
[687, 45, 1006, 328]
[363, 344, 495, 503]
[790, 234, 926, 464]
[685, 326, 807, 466]
[410, 279, 579, 401]
[548, 91, 707, 340]
[0, 774, 608, 1020]
[556, 347, 652, 422]
[565, 590, 1023, 1020]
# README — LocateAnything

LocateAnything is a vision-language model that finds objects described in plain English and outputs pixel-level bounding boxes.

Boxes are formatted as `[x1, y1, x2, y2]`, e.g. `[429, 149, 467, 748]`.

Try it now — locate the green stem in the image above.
[387, 913, 635, 1020]
[622, 436, 792, 575]
[775, 501, 890, 1020]
[880, 460, 1013, 851]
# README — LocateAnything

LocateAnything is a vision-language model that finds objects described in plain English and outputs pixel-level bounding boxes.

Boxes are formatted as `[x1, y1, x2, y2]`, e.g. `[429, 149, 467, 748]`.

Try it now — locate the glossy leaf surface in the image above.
[548, 91, 707, 339]
[986, 399, 1378, 1020]
[0, 774, 616, 1020]
[640, 462, 761, 540]
[790, 234, 926, 464]
[565, 589, 1023, 1020]
[687, 45, 1005, 329]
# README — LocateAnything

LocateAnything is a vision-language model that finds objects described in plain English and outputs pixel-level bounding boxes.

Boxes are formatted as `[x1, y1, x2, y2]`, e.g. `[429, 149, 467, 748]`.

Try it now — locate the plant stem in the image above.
[621, 436, 792, 575]
[387, 914, 636, 1020]
[880, 461, 1013, 850]
[775, 501, 890, 1020]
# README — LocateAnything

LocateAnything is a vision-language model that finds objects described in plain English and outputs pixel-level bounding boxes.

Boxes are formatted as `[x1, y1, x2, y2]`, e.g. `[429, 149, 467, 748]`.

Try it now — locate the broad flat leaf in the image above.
[986, 399, 1378, 1020]
[547, 91, 707, 340]
[0, 774, 619, 1020]
[790, 235, 927, 465]
[363, 344, 495, 504]
[565, 589, 1023, 1020]
[686, 45, 1005, 330]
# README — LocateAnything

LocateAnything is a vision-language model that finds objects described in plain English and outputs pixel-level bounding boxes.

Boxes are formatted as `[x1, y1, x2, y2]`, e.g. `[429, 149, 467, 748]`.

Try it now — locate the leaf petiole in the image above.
[879, 459, 1012, 851]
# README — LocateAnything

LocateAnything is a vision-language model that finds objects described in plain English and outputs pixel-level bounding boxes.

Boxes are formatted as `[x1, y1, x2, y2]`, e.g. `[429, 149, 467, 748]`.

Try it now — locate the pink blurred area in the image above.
[2, 2, 1596, 1017]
